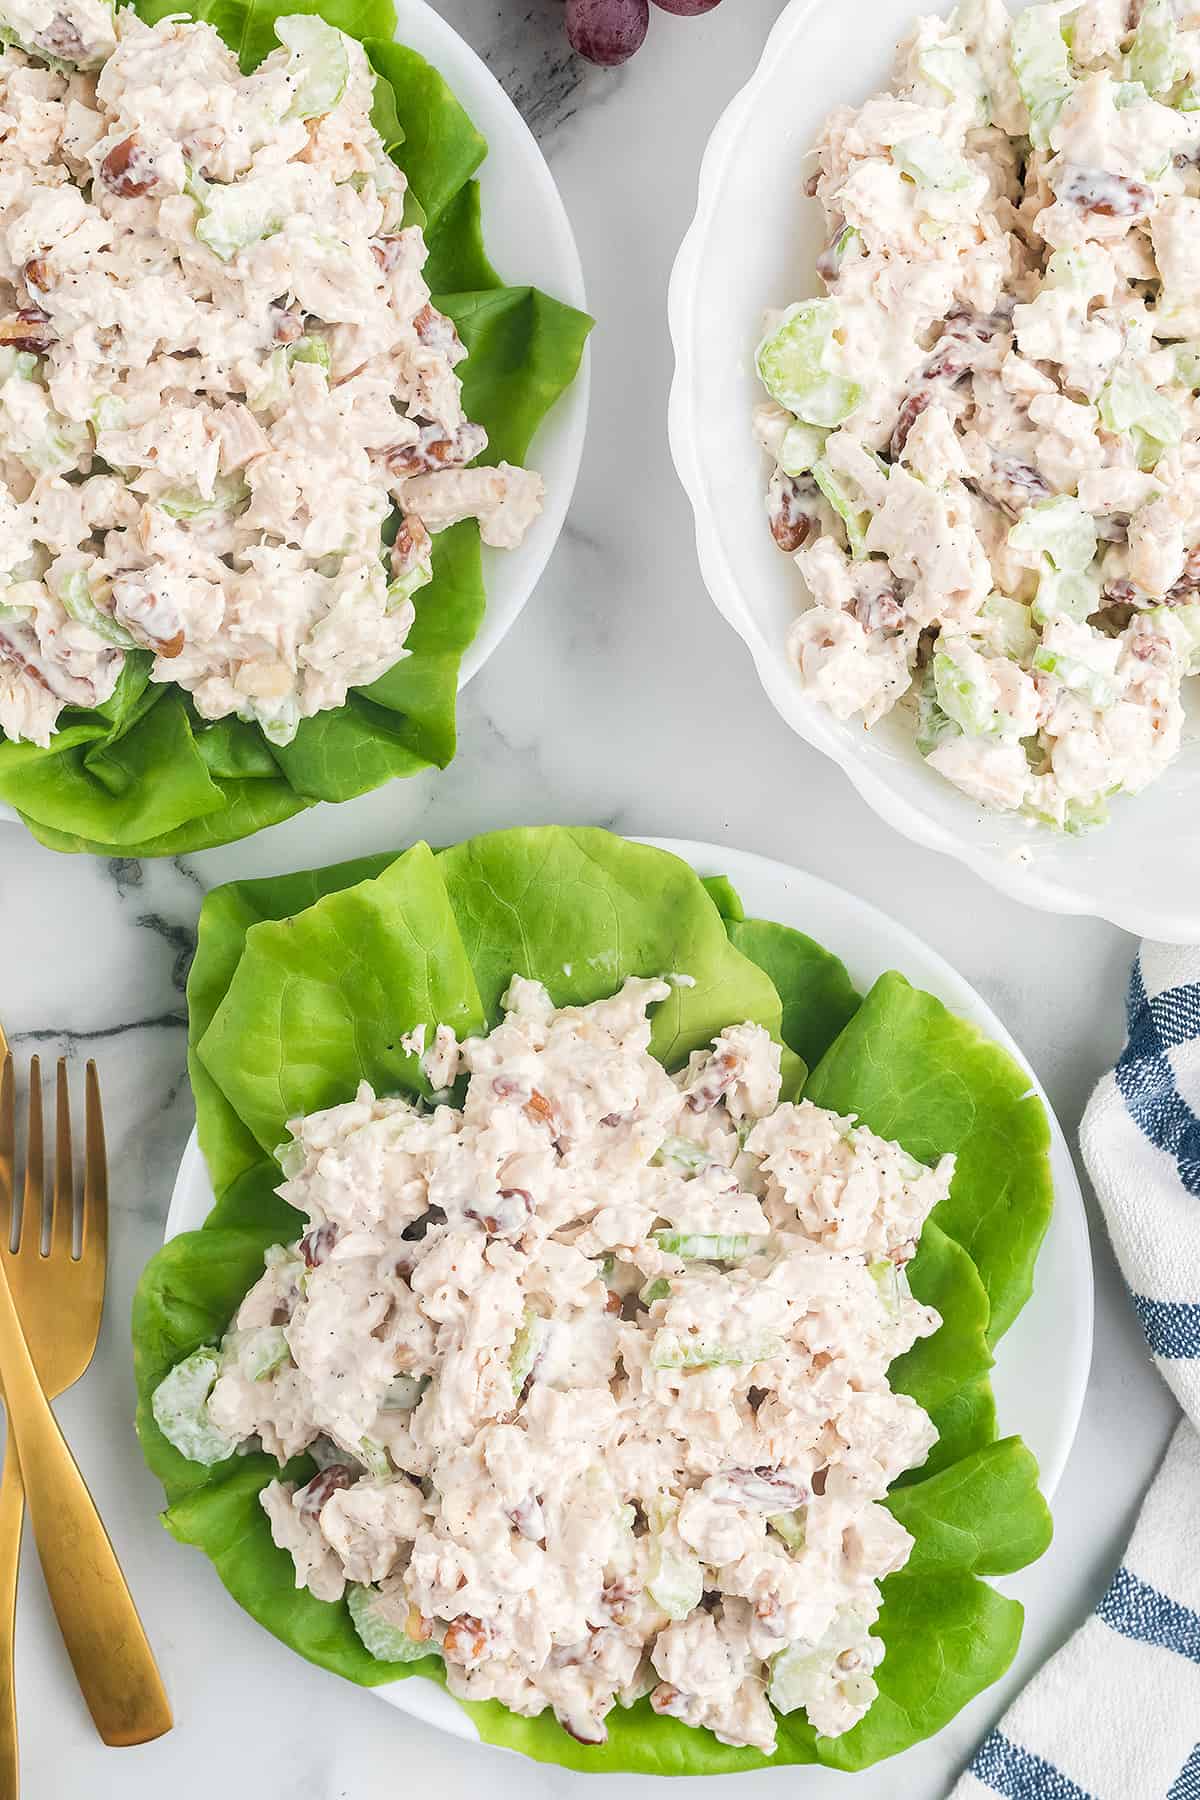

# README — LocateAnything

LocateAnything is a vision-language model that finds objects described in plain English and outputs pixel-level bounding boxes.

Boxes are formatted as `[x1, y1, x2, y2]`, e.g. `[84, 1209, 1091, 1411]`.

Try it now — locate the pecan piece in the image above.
[389, 513, 431, 582]
[684, 1052, 739, 1113]
[270, 303, 304, 345]
[1053, 163, 1152, 219]
[0, 308, 54, 355]
[767, 469, 820, 553]
[295, 1465, 355, 1518]
[442, 1614, 491, 1667]
[100, 135, 159, 199]
[524, 1089, 555, 1127]
[385, 421, 488, 479]
[413, 302, 463, 358]
[299, 1221, 339, 1267]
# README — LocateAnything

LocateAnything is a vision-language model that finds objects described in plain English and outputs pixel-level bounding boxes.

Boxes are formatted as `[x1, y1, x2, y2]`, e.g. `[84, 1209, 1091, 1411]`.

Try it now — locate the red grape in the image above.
[652, 0, 721, 11]
[566, 0, 649, 65]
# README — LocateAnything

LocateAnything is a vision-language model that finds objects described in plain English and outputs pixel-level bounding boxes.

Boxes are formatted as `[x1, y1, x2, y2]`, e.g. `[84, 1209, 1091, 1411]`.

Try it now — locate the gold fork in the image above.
[0, 1029, 172, 1782]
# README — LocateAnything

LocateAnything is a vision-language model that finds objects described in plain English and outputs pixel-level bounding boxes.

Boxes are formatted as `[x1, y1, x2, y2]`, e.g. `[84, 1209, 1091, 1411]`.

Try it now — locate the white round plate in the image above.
[667, 0, 1200, 942]
[0, 0, 589, 831]
[165, 837, 1093, 1762]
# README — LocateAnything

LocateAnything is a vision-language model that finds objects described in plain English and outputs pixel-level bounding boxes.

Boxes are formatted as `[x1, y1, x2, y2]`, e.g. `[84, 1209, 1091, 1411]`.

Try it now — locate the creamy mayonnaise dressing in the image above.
[755, 0, 1200, 832]
[153, 975, 952, 1751]
[0, 0, 542, 748]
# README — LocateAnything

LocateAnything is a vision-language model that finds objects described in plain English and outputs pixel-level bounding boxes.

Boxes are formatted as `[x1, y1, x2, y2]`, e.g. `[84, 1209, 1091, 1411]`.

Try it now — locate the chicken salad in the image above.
[754, 0, 1200, 832]
[153, 972, 952, 1752]
[0, 0, 544, 753]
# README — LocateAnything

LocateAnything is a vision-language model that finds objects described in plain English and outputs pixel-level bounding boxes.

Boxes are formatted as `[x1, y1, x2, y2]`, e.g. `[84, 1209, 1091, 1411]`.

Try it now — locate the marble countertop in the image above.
[0, 1, 1181, 1794]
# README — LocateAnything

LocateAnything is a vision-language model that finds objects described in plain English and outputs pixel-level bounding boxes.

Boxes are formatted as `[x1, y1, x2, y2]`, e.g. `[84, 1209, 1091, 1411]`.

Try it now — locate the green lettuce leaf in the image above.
[0, 0, 591, 856]
[727, 914, 860, 1068]
[805, 972, 1054, 1345]
[132, 828, 1054, 1773]
[198, 843, 487, 1157]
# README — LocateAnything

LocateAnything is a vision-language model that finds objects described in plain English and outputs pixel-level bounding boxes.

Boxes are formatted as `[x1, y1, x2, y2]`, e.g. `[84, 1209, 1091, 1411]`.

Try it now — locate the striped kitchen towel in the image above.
[955, 942, 1200, 1800]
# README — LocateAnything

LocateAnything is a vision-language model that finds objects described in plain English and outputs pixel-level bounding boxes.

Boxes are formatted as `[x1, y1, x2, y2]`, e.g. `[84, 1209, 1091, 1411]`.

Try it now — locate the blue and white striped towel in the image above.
[955, 942, 1200, 1800]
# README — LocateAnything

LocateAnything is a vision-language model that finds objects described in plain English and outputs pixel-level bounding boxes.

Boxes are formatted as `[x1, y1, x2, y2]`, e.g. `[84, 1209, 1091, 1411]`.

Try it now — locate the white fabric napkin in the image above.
[953, 943, 1200, 1800]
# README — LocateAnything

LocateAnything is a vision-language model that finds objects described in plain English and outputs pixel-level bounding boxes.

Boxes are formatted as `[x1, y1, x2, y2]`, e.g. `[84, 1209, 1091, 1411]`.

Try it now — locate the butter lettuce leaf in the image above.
[805, 972, 1053, 1344]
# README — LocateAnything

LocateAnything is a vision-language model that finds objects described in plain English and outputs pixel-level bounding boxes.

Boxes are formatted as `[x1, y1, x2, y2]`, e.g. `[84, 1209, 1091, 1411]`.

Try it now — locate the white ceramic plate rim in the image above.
[666, 0, 1198, 942]
[0, 0, 589, 831]
[164, 837, 1093, 1760]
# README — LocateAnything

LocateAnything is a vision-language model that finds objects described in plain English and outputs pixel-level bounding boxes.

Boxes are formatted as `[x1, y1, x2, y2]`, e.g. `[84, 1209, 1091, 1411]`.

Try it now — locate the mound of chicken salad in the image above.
[152, 972, 952, 1753]
[753, 0, 1200, 831]
[0, 0, 543, 751]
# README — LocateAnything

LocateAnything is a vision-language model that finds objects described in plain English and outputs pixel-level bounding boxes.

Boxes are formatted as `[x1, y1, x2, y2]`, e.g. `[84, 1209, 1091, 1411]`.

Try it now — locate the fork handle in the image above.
[0, 1436, 21, 1795]
[0, 1260, 172, 1746]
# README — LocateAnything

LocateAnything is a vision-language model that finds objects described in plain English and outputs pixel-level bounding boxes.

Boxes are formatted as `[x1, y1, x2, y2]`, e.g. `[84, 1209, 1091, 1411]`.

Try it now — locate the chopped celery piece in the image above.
[1065, 793, 1111, 834]
[1126, 0, 1181, 94]
[869, 1259, 903, 1317]
[235, 1324, 290, 1381]
[918, 43, 990, 122]
[651, 1230, 762, 1261]
[277, 14, 349, 120]
[90, 394, 126, 433]
[151, 1349, 236, 1466]
[1154, 601, 1200, 673]
[1031, 563, 1101, 626]
[0, 348, 37, 384]
[769, 1509, 807, 1552]
[932, 649, 997, 737]
[159, 474, 249, 520]
[981, 591, 1038, 661]
[357, 1436, 391, 1478]
[777, 420, 827, 479]
[756, 301, 863, 429]
[651, 1135, 714, 1174]
[1180, 83, 1200, 112]
[915, 668, 962, 757]
[646, 1511, 704, 1621]
[287, 335, 331, 370]
[347, 1584, 436, 1663]
[1033, 643, 1118, 709]
[1098, 370, 1181, 466]
[651, 1331, 783, 1369]
[639, 1277, 672, 1306]
[1174, 341, 1200, 389]
[183, 160, 210, 207]
[893, 134, 973, 191]
[245, 348, 288, 414]
[812, 458, 871, 559]
[1044, 245, 1104, 292]
[1010, 4, 1075, 148]
[510, 1308, 549, 1393]
[381, 1373, 428, 1411]
[1008, 496, 1097, 574]
[769, 1644, 826, 1715]
[386, 555, 433, 610]
[197, 181, 287, 261]
[56, 569, 137, 649]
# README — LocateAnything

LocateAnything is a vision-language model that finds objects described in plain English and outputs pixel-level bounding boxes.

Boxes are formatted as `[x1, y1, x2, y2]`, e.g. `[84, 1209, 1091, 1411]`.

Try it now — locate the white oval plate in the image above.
[0, 0, 589, 831]
[165, 837, 1093, 1763]
[667, 0, 1200, 941]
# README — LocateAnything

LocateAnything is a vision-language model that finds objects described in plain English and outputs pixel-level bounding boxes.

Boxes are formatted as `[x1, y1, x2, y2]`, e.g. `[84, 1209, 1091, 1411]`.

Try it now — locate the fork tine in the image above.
[51, 1059, 73, 1261]
[20, 1056, 43, 1257]
[82, 1061, 107, 1271]
[0, 1056, 13, 1253]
